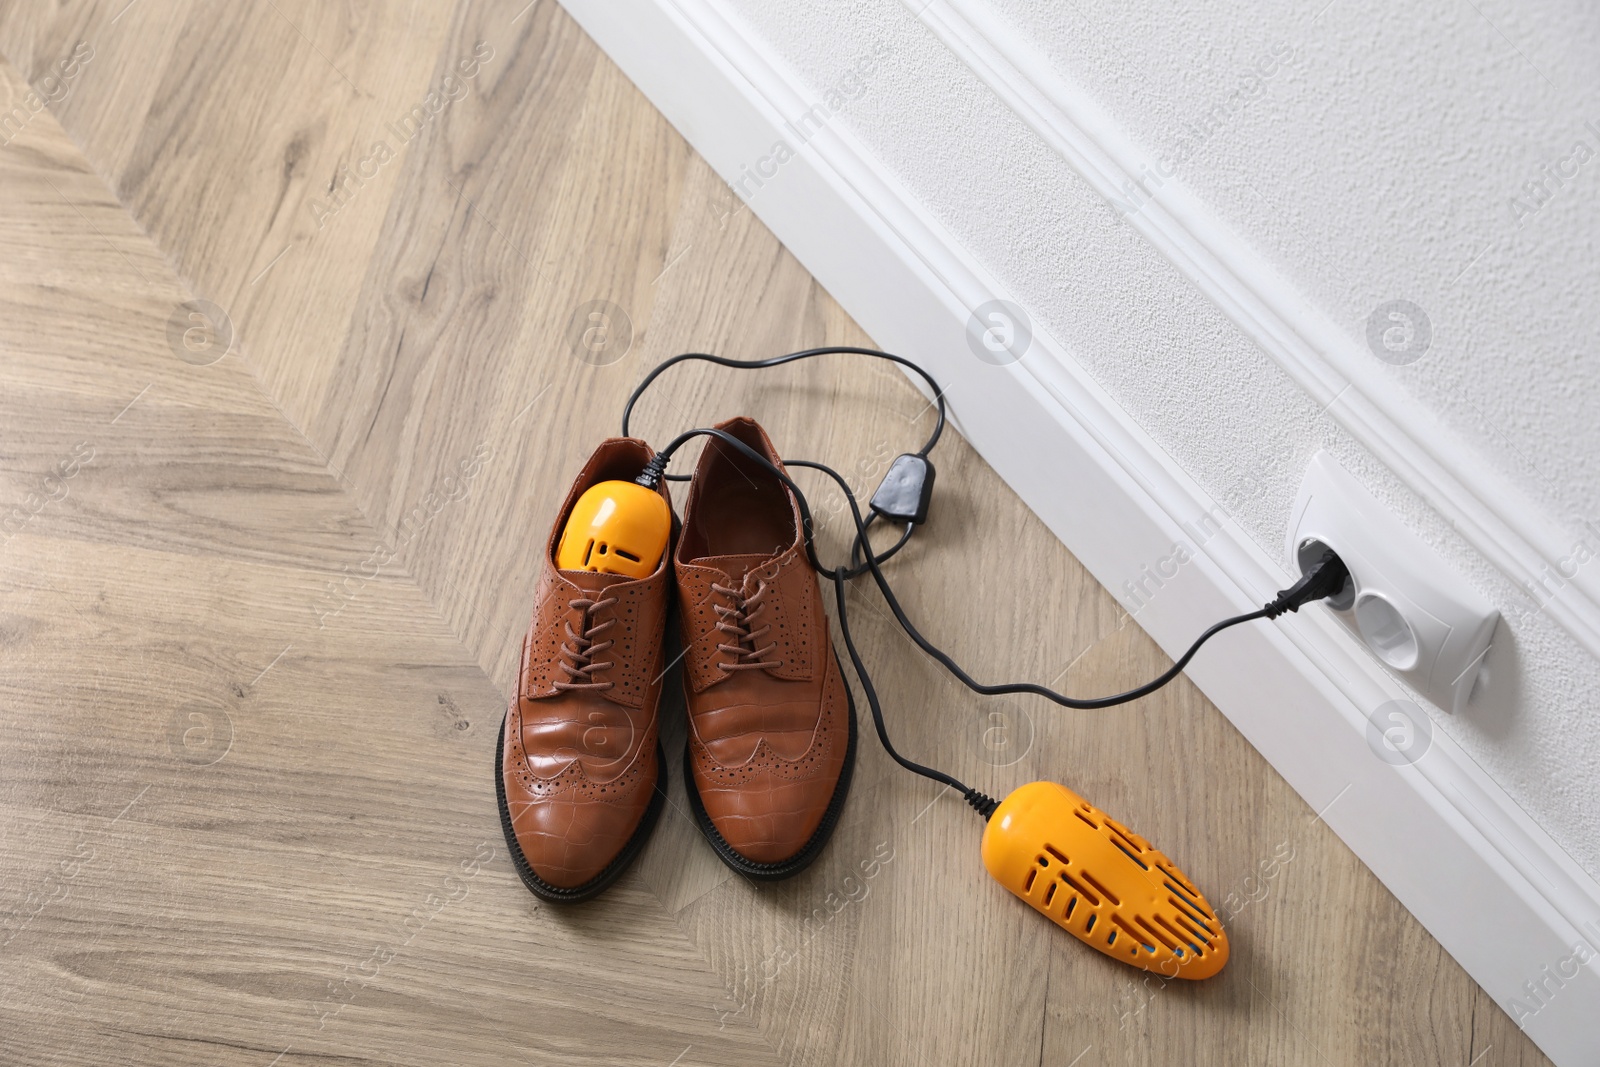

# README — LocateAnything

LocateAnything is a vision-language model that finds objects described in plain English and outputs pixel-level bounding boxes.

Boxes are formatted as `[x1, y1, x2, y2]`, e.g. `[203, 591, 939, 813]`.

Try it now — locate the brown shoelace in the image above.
[712, 578, 782, 671]
[554, 595, 618, 691]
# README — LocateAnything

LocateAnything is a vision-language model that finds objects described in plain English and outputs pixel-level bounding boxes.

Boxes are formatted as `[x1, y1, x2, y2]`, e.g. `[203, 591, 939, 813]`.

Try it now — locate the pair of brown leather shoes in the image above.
[497, 417, 856, 902]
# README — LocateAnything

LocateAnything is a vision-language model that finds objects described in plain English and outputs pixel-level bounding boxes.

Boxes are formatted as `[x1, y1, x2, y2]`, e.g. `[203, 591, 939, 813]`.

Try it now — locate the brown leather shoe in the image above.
[497, 438, 673, 902]
[674, 417, 856, 879]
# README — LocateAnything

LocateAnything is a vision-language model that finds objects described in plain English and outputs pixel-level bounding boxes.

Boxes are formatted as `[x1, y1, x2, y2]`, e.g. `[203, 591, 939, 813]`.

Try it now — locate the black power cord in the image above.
[623, 347, 943, 579]
[621, 347, 946, 464]
[633, 418, 1351, 820]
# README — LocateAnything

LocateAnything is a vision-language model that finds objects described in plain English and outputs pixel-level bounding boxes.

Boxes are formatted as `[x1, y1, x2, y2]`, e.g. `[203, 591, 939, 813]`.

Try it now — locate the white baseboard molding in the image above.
[557, 0, 1600, 1060]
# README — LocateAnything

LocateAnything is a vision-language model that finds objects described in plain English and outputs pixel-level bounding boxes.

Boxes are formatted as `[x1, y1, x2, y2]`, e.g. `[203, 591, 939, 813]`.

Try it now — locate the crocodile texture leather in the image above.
[501, 437, 671, 890]
[675, 417, 850, 865]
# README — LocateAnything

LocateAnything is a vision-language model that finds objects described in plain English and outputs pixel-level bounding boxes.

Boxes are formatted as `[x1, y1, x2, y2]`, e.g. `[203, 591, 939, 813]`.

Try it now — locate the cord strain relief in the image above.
[635, 455, 668, 490]
[965, 790, 1000, 820]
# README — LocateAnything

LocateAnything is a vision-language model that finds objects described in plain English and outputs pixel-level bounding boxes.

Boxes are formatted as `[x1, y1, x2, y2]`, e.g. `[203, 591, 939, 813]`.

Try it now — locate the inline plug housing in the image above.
[870, 454, 935, 525]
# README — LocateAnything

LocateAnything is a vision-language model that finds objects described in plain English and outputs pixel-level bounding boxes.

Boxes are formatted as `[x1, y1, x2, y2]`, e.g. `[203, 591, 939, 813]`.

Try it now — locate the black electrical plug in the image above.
[869, 454, 936, 525]
[1263, 548, 1351, 619]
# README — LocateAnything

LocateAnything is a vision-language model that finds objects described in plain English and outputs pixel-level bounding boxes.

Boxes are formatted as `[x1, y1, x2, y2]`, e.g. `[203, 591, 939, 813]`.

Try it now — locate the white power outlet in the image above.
[1287, 452, 1500, 714]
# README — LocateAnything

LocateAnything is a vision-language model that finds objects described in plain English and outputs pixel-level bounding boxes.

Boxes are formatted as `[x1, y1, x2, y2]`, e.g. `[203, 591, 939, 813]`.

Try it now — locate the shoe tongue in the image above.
[697, 552, 776, 585]
[555, 568, 634, 592]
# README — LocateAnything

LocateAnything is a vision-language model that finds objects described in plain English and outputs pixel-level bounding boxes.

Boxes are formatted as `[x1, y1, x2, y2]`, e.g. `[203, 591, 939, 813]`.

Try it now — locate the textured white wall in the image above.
[712, 0, 1600, 876]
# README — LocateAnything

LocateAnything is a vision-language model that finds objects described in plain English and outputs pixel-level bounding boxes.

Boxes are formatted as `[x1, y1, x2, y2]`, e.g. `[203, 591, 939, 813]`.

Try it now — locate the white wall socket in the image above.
[1287, 452, 1500, 714]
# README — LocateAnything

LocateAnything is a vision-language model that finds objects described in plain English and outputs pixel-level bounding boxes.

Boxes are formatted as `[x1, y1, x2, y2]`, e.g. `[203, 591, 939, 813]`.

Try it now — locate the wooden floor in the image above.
[0, 2, 1545, 1064]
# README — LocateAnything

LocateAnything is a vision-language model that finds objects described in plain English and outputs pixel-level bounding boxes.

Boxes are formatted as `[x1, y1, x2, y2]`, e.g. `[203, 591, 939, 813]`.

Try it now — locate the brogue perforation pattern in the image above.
[679, 550, 818, 691]
[759, 548, 814, 682]
[689, 732, 833, 786]
[523, 577, 658, 708]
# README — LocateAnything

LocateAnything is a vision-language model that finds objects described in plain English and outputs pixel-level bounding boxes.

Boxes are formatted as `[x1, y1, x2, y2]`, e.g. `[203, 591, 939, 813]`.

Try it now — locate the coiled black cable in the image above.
[621, 347, 946, 468]
[622, 347, 944, 582]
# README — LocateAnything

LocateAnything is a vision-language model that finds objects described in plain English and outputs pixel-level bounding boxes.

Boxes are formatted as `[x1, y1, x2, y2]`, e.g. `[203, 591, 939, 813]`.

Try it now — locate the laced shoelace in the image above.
[554, 595, 618, 691]
[712, 576, 783, 671]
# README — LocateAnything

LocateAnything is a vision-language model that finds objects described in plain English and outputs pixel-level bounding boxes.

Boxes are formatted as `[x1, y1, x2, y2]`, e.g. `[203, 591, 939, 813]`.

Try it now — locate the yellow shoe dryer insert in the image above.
[981, 781, 1228, 979]
[556, 480, 671, 579]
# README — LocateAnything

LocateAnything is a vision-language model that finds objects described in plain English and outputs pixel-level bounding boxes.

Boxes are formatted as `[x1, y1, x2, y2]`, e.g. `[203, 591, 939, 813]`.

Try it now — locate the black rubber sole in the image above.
[681, 653, 858, 882]
[495, 712, 668, 904]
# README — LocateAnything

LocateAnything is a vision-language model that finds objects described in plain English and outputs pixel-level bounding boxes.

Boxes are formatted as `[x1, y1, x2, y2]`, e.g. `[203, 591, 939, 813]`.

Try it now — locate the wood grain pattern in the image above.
[0, 3, 1547, 1064]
